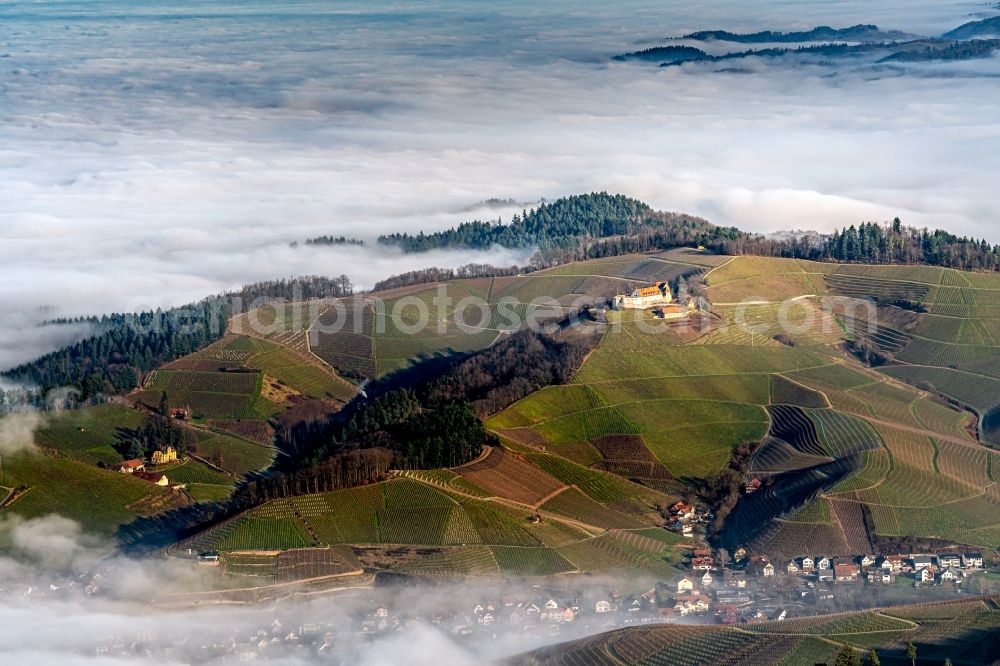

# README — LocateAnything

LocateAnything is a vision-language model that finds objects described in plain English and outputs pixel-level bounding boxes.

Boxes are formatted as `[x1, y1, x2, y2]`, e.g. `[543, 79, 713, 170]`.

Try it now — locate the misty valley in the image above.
[2, 1, 1000, 665]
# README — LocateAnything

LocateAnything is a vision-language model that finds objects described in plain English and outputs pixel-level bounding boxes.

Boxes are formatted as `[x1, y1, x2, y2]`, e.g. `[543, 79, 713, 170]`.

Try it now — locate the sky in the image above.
[1, 0, 999, 369]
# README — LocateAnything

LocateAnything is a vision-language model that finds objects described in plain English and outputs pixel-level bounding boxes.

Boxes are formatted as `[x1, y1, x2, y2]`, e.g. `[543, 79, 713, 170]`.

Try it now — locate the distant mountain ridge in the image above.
[612, 45, 706, 63]
[680, 23, 916, 43]
[616, 18, 1000, 69]
[943, 16, 1000, 39]
[880, 38, 1000, 62]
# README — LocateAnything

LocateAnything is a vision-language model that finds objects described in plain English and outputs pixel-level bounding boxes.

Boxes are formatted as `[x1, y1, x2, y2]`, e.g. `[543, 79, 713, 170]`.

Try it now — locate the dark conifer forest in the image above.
[2, 276, 352, 397]
[375, 192, 1000, 273]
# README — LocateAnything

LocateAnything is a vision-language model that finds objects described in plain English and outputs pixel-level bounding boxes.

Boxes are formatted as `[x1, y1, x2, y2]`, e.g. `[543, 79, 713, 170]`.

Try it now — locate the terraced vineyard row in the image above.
[752, 405, 833, 474]
[457, 448, 566, 505]
[491, 546, 575, 577]
[824, 274, 930, 302]
[745, 611, 913, 635]
[524, 453, 641, 503]
[751, 437, 832, 474]
[541, 488, 648, 530]
[489, 275, 587, 303]
[829, 449, 892, 494]
[398, 546, 500, 577]
[146, 369, 260, 395]
[810, 409, 882, 457]
[769, 405, 827, 456]
[884, 361, 1000, 417]
[610, 626, 793, 666]
[866, 486, 1000, 548]
[771, 374, 829, 408]
[139, 369, 264, 419]
[396, 469, 492, 497]
[753, 512, 851, 559]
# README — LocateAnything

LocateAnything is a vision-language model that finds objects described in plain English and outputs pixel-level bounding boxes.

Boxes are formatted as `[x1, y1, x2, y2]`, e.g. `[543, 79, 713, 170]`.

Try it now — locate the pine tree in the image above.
[868, 649, 880, 666]
[835, 644, 861, 666]
[907, 641, 917, 666]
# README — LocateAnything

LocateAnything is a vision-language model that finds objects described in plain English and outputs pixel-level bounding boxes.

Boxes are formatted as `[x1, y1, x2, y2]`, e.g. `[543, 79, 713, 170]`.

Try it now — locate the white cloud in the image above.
[0, 411, 42, 456]
[0, 514, 105, 571]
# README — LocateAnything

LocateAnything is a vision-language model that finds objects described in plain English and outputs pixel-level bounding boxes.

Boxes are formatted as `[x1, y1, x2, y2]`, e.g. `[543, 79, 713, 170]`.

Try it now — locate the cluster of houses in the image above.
[93, 619, 326, 662]
[781, 552, 985, 586]
[666, 548, 754, 618]
[17, 544, 984, 663]
[439, 593, 676, 636]
[436, 597, 583, 635]
[88, 591, 669, 661]
[116, 446, 179, 487]
[660, 547, 991, 624]
[664, 500, 712, 538]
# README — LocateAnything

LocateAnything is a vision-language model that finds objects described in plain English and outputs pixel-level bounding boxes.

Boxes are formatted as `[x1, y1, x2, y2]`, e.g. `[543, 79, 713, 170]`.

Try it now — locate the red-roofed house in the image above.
[673, 594, 710, 616]
[691, 556, 714, 571]
[834, 563, 860, 582]
[118, 459, 145, 474]
[670, 502, 695, 519]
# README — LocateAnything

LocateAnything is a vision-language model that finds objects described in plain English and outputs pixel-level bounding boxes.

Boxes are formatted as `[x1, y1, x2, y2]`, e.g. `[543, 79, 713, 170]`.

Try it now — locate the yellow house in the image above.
[151, 447, 178, 465]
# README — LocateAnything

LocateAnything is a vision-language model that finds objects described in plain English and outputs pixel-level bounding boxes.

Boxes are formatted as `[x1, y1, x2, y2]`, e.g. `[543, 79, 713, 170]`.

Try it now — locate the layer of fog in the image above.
[0, 411, 42, 456]
[2, 0, 999, 369]
[0, 514, 655, 665]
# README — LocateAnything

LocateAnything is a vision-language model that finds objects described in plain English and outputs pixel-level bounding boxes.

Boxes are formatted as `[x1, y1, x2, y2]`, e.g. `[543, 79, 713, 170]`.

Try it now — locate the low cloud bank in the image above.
[0, 514, 657, 665]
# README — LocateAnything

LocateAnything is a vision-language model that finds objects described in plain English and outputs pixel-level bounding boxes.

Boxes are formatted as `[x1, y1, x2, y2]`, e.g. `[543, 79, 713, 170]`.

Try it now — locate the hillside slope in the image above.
[511, 595, 1000, 666]
[9, 252, 999, 568]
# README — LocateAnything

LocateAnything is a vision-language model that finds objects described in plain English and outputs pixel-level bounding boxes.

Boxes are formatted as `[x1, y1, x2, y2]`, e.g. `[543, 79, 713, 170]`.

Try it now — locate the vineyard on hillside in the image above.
[515, 597, 1000, 666]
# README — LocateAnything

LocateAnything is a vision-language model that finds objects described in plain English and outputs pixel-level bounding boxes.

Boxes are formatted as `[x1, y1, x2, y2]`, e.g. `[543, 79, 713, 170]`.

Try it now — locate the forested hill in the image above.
[681, 24, 913, 43]
[377, 193, 658, 252]
[943, 16, 1000, 39]
[374, 192, 1000, 273]
[616, 39, 1000, 68]
[236, 329, 585, 506]
[880, 39, 1000, 63]
[772, 220, 1000, 273]
[2, 276, 353, 398]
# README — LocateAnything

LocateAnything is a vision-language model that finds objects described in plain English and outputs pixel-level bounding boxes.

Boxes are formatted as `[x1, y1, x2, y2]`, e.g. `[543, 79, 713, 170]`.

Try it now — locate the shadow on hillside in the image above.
[111, 426, 138, 457]
[983, 405, 1000, 448]
[716, 455, 861, 552]
[117, 464, 285, 554]
[877, 626, 1000, 665]
[116, 501, 230, 555]
[367, 351, 469, 397]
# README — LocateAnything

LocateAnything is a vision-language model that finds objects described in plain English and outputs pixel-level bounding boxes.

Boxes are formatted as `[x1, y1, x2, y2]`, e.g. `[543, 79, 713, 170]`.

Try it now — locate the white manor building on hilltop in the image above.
[612, 282, 673, 310]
